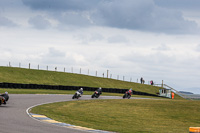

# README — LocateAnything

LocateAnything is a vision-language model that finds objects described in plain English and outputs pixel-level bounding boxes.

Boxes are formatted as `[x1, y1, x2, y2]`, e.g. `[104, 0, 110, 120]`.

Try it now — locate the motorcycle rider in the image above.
[77, 88, 83, 97]
[96, 87, 102, 95]
[127, 88, 133, 96]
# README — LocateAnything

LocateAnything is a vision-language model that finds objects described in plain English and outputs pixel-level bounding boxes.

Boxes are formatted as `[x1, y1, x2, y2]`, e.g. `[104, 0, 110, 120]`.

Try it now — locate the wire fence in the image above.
[5, 62, 156, 85]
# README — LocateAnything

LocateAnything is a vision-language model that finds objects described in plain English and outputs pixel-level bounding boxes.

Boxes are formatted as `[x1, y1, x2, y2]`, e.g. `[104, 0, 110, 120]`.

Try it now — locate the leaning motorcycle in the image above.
[72, 91, 81, 99]
[0, 92, 9, 101]
[123, 91, 131, 99]
[0, 92, 9, 105]
[91, 91, 101, 98]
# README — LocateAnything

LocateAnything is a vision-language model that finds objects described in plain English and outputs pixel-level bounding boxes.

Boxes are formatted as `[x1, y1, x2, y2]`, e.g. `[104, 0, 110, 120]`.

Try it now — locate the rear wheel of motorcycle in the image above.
[123, 94, 126, 99]
[91, 94, 95, 98]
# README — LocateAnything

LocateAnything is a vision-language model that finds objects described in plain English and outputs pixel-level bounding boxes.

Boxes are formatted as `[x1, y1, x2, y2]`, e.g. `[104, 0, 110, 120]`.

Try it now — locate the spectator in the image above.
[140, 77, 143, 84]
[150, 80, 154, 85]
[143, 79, 145, 84]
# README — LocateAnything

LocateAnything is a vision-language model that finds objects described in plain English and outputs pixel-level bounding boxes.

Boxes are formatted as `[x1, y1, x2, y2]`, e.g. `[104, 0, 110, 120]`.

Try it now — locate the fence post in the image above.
[38, 64, 39, 70]
[96, 71, 97, 76]
[47, 66, 48, 70]
[80, 68, 81, 74]
[88, 69, 89, 75]
[107, 70, 109, 78]
[64, 67, 65, 72]
[29, 63, 30, 69]
[162, 80, 164, 88]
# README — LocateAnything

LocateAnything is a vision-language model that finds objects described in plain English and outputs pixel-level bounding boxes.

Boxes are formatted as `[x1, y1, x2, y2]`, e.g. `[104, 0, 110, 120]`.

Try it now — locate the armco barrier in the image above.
[0, 82, 162, 97]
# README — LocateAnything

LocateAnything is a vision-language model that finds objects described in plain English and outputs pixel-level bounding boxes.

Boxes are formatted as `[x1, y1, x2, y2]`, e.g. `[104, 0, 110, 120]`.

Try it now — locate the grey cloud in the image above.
[153, 44, 171, 51]
[97, 0, 199, 34]
[89, 33, 104, 41]
[42, 47, 75, 65]
[0, 16, 17, 27]
[22, 0, 200, 34]
[28, 15, 51, 29]
[56, 12, 93, 27]
[47, 47, 65, 57]
[154, 0, 200, 11]
[121, 51, 176, 69]
[107, 35, 129, 43]
[196, 44, 200, 52]
[22, 0, 100, 11]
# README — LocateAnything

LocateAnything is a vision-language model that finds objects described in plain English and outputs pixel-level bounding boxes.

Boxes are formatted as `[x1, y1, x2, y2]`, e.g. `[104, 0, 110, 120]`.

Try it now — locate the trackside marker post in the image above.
[189, 127, 200, 133]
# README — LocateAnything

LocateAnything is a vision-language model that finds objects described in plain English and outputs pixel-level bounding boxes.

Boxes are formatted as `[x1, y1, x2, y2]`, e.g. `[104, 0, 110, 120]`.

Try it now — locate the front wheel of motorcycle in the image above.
[91, 94, 95, 98]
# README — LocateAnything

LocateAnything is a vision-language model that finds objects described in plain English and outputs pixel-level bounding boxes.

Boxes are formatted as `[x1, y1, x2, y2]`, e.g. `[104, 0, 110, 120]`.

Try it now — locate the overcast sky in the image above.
[0, 0, 200, 94]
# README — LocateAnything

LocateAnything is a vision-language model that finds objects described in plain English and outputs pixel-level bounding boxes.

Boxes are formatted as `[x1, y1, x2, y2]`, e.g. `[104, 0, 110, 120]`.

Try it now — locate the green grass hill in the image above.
[0, 66, 161, 95]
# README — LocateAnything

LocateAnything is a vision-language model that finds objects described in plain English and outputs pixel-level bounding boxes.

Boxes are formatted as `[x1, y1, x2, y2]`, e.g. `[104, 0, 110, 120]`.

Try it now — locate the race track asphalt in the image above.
[0, 94, 124, 133]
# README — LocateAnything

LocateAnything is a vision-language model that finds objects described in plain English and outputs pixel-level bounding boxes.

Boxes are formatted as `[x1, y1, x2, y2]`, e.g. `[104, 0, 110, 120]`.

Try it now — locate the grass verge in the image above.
[31, 99, 200, 133]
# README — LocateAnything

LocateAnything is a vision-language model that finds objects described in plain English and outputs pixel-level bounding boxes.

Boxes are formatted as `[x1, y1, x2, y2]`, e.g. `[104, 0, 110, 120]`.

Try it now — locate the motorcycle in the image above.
[0, 92, 9, 101]
[72, 91, 81, 99]
[123, 91, 131, 99]
[91, 91, 101, 98]
[0, 92, 9, 105]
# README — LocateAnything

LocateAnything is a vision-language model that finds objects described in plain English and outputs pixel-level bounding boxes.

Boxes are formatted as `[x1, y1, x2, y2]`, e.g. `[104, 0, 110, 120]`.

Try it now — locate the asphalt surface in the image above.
[0, 94, 123, 133]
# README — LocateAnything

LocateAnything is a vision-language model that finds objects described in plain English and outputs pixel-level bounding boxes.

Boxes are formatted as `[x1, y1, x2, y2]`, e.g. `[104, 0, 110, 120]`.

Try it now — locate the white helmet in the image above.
[80, 88, 83, 91]
[5, 92, 8, 94]
[99, 87, 102, 90]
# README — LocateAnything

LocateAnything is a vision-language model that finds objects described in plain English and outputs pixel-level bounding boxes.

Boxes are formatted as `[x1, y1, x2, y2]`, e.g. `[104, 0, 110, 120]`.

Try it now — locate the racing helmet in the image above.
[129, 88, 132, 91]
[99, 87, 102, 90]
[80, 88, 83, 91]
[5, 92, 8, 94]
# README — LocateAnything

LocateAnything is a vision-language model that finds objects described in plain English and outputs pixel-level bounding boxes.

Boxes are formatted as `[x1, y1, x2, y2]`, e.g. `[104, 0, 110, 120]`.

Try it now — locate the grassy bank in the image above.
[31, 99, 200, 133]
[0, 66, 161, 95]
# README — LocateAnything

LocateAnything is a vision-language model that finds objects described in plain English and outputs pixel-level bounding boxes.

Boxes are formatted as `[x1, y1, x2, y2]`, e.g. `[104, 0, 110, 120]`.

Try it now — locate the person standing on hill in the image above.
[140, 77, 143, 84]
[150, 80, 154, 85]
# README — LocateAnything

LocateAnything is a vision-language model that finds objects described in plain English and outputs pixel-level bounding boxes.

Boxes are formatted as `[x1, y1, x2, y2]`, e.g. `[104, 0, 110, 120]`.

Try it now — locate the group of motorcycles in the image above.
[72, 88, 102, 99]
[0, 92, 9, 105]
[72, 88, 133, 99]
